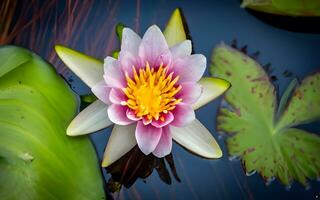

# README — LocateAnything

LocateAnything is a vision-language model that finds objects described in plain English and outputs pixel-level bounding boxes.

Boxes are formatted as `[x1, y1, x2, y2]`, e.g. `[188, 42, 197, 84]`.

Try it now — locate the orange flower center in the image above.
[121, 62, 182, 121]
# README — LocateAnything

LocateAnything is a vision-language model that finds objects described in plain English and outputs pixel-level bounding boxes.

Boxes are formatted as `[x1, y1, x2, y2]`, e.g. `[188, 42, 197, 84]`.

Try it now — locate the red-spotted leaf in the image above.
[210, 44, 320, 187]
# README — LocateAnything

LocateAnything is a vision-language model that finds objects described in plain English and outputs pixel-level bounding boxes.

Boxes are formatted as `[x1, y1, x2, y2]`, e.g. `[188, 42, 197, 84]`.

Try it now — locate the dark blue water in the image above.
[63, 0, 320, 199]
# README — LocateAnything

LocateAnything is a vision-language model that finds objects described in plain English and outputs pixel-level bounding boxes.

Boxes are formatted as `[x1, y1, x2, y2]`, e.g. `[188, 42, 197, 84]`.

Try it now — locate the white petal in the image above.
[55, 45, 103, 88]
[192, 77, 231, 110]
[170, 40, 192, 59]
[102, 124, 137, 167]
[67, 100, 113, 136]
[121, 28, 141, 56]
[171, 119, 222, 158]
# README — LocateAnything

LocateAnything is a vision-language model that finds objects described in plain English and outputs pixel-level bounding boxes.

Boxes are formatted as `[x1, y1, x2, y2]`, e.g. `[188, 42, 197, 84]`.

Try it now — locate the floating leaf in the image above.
[0, 46, 106, 199]
[242, 0, 320, 16]
[210, 44, 320, 186]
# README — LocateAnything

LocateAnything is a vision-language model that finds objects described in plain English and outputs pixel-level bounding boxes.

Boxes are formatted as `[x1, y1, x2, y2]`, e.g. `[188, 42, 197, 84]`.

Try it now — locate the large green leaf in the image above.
[0, 46, 106, 199]
[210, 44, 320, 186]
[242, 0, 320, 16]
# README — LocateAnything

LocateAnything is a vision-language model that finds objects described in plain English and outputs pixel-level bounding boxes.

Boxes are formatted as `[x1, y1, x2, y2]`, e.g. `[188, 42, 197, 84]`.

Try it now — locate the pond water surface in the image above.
[54, 0, 320, 199]
[6, 0, 320, 199]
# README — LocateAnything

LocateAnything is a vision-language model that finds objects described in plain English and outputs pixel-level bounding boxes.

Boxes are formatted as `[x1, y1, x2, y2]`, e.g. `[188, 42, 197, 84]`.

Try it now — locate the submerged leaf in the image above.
[210, 44, 320, 186]
[276, 78, 298, 121]
[0, 46, 106, 199]
[242, 0, 320, 16]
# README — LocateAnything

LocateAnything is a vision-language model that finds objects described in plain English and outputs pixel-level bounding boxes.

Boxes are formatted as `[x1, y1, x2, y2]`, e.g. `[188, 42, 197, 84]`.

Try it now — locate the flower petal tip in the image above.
[209, 144, 223, 159]
[101, 158, 110, 168]
[205, 135, 223, 159]
[149, 24, 161, 31]
[192, 77, 231, 110]
[216, 148, 223, 158]
[66, 127, 75, 136]
[66, 100, 113, 136]
[194, 139, 223, 159]
[66, 123, 88, 136]
[54, 45, 104, 88]
[66, 121, 82, 136]
[54, 44, 63, 53]
[171, 119, 223, 159]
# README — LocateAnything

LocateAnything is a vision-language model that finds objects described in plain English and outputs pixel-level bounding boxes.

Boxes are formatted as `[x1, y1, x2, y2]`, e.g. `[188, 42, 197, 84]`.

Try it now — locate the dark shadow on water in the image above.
[246, 9, 320, 34]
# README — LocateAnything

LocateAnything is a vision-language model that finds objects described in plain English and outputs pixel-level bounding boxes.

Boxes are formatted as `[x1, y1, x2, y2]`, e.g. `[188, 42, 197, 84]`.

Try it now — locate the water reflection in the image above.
[105, 146, 180, 193]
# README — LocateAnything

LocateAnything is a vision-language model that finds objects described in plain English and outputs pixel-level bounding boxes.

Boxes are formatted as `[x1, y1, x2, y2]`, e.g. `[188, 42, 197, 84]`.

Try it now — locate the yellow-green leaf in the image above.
[211, 44, 320, 187]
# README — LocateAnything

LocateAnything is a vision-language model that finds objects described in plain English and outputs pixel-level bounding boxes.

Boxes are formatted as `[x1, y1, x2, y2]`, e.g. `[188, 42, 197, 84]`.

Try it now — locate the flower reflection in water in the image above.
[106, 146, 180, 193]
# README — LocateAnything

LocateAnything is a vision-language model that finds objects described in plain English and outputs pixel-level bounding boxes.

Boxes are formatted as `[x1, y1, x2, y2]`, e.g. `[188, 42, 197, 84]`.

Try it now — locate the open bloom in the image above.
[55, 25, 230, 167]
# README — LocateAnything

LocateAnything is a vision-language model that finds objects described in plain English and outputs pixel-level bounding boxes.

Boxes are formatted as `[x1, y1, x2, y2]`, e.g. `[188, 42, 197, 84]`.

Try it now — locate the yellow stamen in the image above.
[123, 62, 182, 121]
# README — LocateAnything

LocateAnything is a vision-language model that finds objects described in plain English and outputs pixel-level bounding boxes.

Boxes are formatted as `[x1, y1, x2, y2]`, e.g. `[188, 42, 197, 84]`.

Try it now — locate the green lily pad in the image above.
[0, 46, 106, 199]
[242, 0, 320, 16]
[210, 44, 320, 186]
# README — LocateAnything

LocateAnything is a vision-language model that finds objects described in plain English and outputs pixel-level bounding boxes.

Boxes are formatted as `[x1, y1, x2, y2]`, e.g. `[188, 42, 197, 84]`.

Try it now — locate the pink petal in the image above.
[170, 40, 192, 60]
[107, 104, 133, 125]
[104, 56, 126, 88]
[126, 109, 141, 121]
[139, 25, 171, 67]
[171, 103, 195, 127]
[155, 50, 172, 68]
[91, 81, 111, 105]
[135, 121, 162, 155]
[143, 117, 152, 125]
[121, 28, 141, 56]
[119, 51, 142, 77]
[151, 112, 174, 128]
[109, 88, 126, 104]
[172, 54, 206, 83]
[153, 126, 172, 158]
[176, 82, 202, 104]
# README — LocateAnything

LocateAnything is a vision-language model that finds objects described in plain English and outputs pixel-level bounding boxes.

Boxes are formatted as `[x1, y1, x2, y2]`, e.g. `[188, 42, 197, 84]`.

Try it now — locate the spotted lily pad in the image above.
[0, 46, 106, 199]
[210, 44, 320, 186]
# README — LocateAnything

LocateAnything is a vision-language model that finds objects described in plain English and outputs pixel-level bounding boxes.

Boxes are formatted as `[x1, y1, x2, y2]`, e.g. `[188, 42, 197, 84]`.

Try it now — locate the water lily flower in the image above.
[55, 25, 230, 167]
